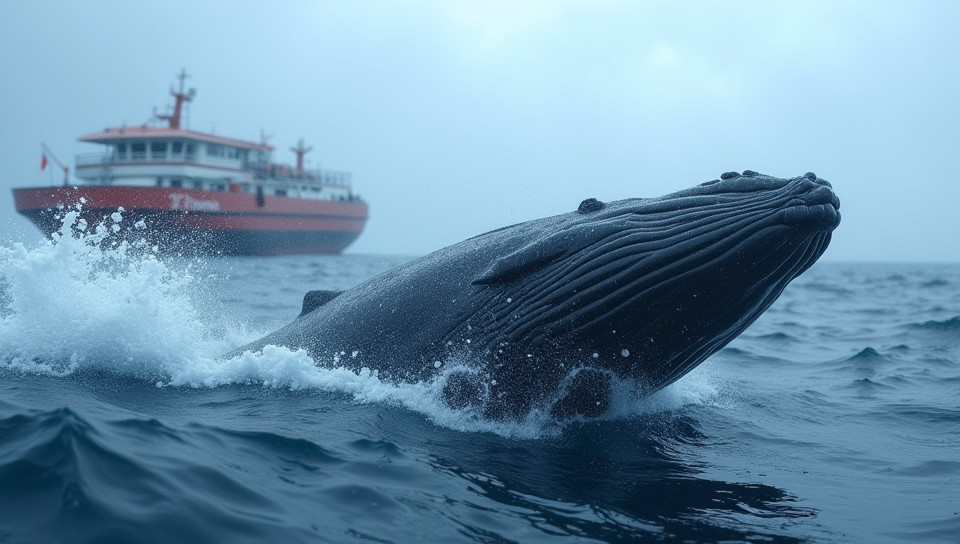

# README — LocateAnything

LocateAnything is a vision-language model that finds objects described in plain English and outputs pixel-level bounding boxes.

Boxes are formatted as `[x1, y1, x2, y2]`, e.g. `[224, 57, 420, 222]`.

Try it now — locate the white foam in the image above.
[0, 207, 216, 376]
[610, 364, 721, 417]
[160, 347, 721, 438]
[162, 348, 563, 439]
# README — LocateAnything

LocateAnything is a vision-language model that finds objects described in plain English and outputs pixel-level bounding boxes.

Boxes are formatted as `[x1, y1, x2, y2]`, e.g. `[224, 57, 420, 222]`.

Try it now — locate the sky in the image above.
[1, 0, 957, 261]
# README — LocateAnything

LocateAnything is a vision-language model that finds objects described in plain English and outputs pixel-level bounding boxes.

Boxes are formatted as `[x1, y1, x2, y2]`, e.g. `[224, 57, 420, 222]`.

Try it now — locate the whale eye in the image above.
[577, 198, 605, 214]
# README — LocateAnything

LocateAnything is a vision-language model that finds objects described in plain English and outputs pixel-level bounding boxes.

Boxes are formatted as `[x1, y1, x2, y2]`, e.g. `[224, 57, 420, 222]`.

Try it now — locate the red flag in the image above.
[41, 154, 48, 170]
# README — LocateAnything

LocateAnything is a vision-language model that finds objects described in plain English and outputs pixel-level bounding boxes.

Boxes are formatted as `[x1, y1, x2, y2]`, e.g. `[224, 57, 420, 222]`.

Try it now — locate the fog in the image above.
[1, 0, 957, 261]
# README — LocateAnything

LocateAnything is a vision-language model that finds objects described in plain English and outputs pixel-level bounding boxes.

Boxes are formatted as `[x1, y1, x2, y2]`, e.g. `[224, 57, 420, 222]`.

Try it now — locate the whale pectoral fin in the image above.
[299, 290, 343, 317]
[473, 249, 562, 285]
[473, 220, 624, 286]
[472, 237, 568, 285]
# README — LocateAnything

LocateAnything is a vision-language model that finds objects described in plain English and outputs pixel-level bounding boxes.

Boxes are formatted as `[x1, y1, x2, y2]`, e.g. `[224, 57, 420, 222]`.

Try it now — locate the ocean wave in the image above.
[840, 347, 895, 366]
[890, 516, 960, 544]
[840, 377, 896, 393]
[0, 394, 818, 544]
[0, 406, 323, 544]
[907, 315, 960, 332]
[750, 331, 802, 343]
[797, 281, 855, 297]
[892, 460, 960, 477]
[868, 404, 960, 426]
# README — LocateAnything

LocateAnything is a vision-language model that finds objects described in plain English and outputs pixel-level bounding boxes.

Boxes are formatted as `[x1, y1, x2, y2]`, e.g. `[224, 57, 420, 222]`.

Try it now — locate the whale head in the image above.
[457, 171, 840, 417]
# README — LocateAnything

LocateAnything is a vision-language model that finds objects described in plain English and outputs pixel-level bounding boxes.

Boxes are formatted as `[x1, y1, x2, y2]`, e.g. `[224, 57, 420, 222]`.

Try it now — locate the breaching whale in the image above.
[230, 171, 840, 419]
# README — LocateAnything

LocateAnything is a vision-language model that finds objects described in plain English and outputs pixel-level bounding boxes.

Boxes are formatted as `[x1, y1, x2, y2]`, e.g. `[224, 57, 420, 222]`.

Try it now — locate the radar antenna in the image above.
[155, 68, 194, 129]
[290, 138, 313, 177]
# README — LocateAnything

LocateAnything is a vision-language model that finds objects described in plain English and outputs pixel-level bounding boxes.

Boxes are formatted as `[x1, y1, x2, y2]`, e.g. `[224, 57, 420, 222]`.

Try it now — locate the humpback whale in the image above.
[231, 171, 840, 419]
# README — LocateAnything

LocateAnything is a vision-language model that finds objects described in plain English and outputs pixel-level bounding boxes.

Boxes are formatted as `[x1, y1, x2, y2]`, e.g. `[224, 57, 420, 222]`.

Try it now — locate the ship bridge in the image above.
[72, 70, 356, 202]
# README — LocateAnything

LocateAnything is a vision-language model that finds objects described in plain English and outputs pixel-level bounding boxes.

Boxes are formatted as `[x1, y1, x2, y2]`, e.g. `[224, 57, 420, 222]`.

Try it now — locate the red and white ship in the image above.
[13, 71, 368, 255]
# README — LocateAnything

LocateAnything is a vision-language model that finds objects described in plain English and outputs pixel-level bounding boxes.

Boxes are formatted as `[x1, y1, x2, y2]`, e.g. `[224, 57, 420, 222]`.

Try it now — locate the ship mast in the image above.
[41, 142, 70, 185]
[156, 69, 194, 129]
[291, 138, 313, 177]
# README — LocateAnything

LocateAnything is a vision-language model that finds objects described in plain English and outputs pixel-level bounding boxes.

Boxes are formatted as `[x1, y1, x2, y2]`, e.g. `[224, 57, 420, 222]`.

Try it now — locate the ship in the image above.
[13, 70, 368, 256]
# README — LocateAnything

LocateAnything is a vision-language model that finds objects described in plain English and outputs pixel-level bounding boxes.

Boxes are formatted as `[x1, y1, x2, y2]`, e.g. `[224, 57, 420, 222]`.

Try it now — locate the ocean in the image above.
[0, 219, 958, 544]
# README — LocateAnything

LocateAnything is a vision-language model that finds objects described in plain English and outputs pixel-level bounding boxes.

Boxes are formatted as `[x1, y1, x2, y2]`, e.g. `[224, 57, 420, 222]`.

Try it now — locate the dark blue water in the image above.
[1, 219, 958, 543]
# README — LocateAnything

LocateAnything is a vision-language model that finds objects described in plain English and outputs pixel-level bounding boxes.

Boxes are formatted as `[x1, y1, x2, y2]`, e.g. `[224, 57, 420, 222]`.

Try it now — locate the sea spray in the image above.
[0, 206, 208, 376]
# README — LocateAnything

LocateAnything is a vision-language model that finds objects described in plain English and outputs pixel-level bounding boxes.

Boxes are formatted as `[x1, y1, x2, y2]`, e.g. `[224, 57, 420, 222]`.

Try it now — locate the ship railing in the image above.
[251, 164, 353, 187]
[76, 153, 111, 166]
[75, 152, 200, 166]
[315, 170, 353, 187]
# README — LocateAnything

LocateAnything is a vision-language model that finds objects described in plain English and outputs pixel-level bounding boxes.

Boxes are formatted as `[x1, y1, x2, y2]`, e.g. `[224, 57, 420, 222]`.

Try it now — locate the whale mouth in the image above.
[781, 201, 841, 230]
[779, 182, 841, 230]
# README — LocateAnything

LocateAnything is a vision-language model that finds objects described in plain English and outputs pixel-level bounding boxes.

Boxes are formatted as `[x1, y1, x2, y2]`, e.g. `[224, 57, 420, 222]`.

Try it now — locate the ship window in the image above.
[151, 141, 167, 160]
[207, 143, 224, 157]
[275, 189, 287, 197]
[185, 143, 195, 159]
[131, 142, 147, 160]
[226, 147, 239, 159]
[115, 143, 127, 159]
[171, 142, 183, 155]
[192, 180, 203, 190]
[170, 179, 183, 188]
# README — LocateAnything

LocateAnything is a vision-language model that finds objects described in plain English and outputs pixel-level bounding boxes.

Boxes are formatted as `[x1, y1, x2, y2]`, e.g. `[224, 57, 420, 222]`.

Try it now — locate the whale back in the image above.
[231, 171, 840, 418]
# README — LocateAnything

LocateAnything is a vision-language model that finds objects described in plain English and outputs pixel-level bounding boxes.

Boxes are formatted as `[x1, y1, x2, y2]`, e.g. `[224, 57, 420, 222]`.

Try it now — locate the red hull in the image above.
[13, 185, 368, 256]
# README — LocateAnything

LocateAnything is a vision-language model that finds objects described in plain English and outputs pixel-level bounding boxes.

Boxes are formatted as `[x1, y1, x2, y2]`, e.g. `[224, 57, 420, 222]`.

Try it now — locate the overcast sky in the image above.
[1, 0, 957, 261]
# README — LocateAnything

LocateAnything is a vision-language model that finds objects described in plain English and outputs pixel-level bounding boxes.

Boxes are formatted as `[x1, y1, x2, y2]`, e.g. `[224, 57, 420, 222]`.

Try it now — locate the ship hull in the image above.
[13, 186, 368, 256]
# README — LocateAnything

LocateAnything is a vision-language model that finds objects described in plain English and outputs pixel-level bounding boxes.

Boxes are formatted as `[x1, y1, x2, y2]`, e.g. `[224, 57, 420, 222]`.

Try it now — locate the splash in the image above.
[0, 207, 717, 438]
[162, 347, 719, 439]
[0, 205, 215, 376]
